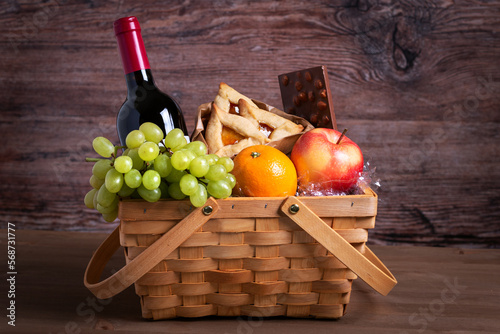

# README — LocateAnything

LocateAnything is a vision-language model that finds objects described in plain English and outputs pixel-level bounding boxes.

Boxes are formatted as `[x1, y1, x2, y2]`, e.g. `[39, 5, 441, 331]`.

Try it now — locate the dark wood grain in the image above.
[2, 229, 499, 333]
[0, 0, 499, 247]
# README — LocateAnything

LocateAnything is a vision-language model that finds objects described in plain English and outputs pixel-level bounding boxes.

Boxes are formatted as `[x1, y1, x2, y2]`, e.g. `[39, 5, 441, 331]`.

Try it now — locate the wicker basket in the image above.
[84, 189, 396, 319]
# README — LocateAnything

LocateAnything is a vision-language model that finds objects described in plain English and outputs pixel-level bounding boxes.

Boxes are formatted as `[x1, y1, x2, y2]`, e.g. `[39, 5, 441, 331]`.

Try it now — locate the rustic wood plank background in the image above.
[1, 0, 499, 248]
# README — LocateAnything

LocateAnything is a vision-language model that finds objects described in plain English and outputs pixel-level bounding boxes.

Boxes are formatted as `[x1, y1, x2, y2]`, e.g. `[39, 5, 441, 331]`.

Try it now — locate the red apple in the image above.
[290, 128, 363, 194]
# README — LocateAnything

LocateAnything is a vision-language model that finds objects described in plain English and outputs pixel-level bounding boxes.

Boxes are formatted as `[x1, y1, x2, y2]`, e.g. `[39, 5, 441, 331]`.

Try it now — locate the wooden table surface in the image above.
[1, 229, 498, 333]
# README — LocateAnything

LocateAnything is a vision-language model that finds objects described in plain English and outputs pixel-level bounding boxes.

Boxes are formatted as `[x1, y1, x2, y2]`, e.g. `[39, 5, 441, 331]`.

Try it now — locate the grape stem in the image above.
[85, 158, 103, 162]
[198, 178, 209, 186]
[160, 140, 174, 156]
[114, 145, 126, 157]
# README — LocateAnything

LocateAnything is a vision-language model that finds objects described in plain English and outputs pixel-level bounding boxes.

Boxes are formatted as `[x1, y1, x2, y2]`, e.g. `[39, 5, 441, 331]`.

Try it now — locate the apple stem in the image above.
[336, 128, 348, 145]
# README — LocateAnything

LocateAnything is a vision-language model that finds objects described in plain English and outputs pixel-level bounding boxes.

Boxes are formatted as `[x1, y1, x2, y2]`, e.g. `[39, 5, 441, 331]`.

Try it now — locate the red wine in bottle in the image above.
[114, 16, 188, 146]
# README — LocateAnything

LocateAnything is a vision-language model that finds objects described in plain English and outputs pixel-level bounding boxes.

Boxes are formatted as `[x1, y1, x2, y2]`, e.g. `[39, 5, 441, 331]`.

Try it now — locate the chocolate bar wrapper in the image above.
[191, 100, 314, 156]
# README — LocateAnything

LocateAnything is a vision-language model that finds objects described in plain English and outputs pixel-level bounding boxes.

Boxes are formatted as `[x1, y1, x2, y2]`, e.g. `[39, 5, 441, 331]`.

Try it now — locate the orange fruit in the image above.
[232, 145, 297, 197]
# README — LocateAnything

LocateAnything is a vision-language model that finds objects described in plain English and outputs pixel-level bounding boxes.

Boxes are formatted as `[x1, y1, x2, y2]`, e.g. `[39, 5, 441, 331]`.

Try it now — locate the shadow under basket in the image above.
[84, 188, 396, 320]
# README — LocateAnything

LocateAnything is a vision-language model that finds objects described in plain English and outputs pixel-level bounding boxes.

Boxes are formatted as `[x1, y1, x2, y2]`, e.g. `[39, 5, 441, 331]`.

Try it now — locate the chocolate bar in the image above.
[278, 66, 337, 130]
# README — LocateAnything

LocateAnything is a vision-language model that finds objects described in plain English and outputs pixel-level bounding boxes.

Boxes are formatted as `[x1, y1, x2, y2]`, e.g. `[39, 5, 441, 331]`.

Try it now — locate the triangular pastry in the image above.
[214, 82, 258, 113]
[215, 137, 262, 157]
[205, 83, 305, 157]
[205, 103, 224, 154]
[215, 104, 270, 144]
[205, 102, 270, 157]
[238, 99, 304, 141]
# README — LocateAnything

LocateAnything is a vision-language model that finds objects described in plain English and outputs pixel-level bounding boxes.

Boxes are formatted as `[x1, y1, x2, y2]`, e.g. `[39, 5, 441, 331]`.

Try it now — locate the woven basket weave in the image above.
[84, 189, 396, 319]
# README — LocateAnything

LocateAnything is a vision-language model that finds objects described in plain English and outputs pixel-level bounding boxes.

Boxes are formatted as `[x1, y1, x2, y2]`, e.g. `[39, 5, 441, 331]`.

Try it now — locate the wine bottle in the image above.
[113, 16, 188, 146]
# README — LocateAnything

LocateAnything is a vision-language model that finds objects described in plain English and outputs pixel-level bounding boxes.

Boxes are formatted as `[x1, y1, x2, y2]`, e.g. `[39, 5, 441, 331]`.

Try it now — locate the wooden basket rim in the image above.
[118, 188, 377, 221]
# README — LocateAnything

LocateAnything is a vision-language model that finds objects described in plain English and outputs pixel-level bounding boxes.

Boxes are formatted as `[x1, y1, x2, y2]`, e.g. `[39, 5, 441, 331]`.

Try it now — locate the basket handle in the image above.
[84, 197, 219, 299]
[281, 196, 397, 296]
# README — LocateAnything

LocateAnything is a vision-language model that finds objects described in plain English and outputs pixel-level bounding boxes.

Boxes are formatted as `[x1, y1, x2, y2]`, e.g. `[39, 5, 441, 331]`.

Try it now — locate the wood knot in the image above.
[392, 22, 421, 72]
[93, 318, 114, 330]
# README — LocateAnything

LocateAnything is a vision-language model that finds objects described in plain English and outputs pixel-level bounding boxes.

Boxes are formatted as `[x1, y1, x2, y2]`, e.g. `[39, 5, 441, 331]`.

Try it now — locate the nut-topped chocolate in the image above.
[278, 66, 337, 130]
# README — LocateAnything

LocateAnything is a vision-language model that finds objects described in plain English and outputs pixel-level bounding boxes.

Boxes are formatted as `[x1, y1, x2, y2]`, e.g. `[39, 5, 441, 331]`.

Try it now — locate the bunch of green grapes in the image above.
[83, 122, 236, 222]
